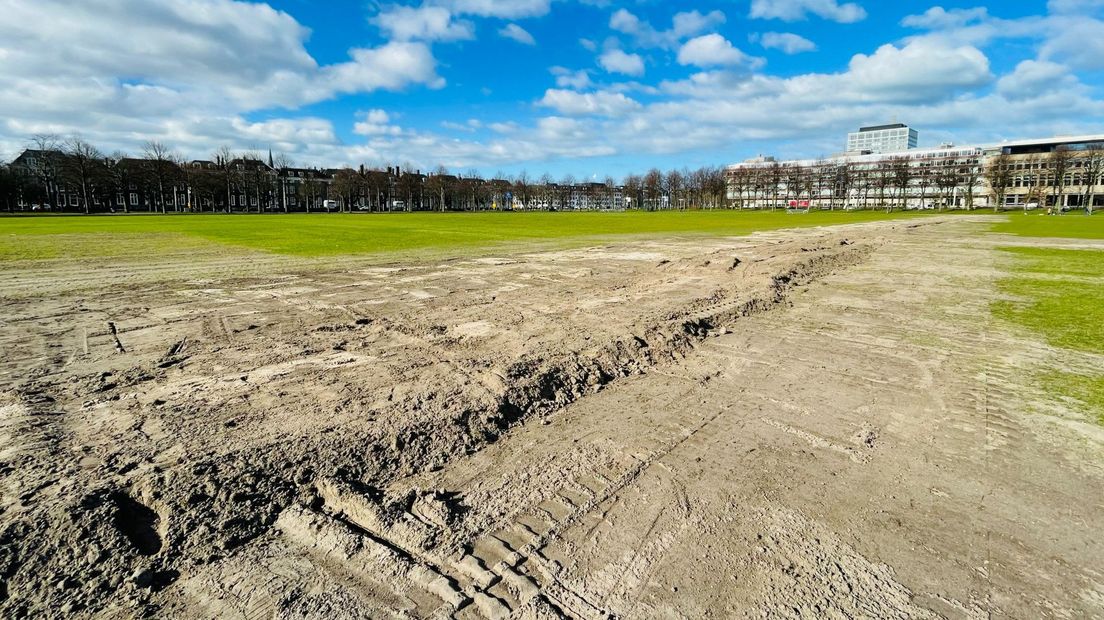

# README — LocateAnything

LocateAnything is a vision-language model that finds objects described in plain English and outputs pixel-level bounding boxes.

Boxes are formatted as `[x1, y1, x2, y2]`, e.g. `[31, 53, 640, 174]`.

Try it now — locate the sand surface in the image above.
[1, 217, 1102, 618]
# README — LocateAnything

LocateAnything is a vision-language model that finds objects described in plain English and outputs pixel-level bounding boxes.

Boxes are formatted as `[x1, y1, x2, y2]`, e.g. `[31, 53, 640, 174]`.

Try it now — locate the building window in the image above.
[130, 193, 138, 205]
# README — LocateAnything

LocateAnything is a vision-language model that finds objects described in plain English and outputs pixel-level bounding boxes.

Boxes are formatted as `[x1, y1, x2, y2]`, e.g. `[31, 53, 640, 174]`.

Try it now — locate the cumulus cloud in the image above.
[0, 0, 444, 113]
[499, 23, 536, 45]
[610, 9, 726, 49]
[538, 89, 642, 117]
[353, 109, 403, 136]
[750, 0, 867, 23]
[997, 60, 1079, 99]
[550, 67, 592, 89]
[901, 7, 989, 30]
[373, 5, 474, 41]
[843, 40, 991, 100]
[758, 32, 817, 54]
[1040, 17, 1104, 70]
[0, 0, 454, 167]
[434, 0, 551, 19]
[599, 49, 645, 76]
[677, 35, 758, 68]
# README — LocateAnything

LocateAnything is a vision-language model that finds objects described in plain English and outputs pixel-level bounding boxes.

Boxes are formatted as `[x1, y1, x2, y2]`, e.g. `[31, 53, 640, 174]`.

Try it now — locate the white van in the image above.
[322, 200, 339, 211]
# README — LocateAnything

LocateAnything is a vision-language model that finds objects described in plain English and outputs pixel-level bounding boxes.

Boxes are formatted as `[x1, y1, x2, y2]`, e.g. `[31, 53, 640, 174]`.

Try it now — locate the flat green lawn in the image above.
[993, 247, 1104, 355]
[0, 210, 927, 261]
[991, 212, 1104, 239]
[993, 245, 1104, 425]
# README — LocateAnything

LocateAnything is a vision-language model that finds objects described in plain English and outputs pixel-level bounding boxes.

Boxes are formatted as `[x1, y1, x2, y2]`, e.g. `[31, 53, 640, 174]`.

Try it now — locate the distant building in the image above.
[847, 123, 919, 154]
[727, 132, 1104, 211]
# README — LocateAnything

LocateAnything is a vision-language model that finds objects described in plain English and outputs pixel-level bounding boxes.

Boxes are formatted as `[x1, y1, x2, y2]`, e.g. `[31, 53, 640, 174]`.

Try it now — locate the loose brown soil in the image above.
[0, 217, 1101, 619]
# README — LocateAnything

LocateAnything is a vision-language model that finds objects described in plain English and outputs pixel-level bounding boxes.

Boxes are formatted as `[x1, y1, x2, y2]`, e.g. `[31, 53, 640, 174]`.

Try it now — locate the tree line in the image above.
[3, 134, 1101, 214]
[0, 135, 731, 214]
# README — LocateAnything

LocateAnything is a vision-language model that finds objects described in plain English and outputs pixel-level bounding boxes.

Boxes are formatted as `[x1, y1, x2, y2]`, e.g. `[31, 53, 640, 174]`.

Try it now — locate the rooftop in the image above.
[858, 123, 909, 132]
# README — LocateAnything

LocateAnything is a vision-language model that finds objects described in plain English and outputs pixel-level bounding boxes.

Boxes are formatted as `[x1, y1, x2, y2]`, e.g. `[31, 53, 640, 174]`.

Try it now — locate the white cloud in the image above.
[0, 0, 444, 113]
[1040, 17, 1104, 70]
[488, 121, 518, 133]
[610, 9, 726, 49]
[538, 89, 642, 117]
[1048, 0, 1104, 14]
[551, 67, 592, 89]
[373, 5, 474, 42]
[0, 0, 452, 167]
[842, 39, 991, 99]
[353, 109, 403, 136]
[323, 42, 446, 95]
[434, 0, 551, 19]
[499, 23, 536, 45]
[758, 32, 817, 54]
[750, 0, 867, 23]
[599, 49, 645, 76]
[997, 60, 1079, 99]
[901, 7, 989, 30]
[2, 0, 1103, 177]
[678, 35, 757, 68]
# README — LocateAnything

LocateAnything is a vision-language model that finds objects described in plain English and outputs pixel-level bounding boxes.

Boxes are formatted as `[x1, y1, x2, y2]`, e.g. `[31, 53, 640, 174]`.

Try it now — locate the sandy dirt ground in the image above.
[0, 217, 1102, 619]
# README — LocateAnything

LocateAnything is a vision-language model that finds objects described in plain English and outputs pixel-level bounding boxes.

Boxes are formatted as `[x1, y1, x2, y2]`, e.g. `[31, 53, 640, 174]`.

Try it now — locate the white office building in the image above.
[847, 123, 919, 154]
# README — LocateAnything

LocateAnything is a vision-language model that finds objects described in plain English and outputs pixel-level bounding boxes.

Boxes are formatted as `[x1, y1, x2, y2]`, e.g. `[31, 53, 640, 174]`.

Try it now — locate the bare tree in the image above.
[1024, 155, 1049, 211]
[765, 162, 783, 210]
[295, 175, 316, 212]
[0, 160, 25, 212]
[425, 166, 451, 212]
[1049, 146, 1072, 211]
[331, 168, 360, 212]
[813, 160, 832, 209]
[272, 152, 293, 212]
[623, 173, 642, 210]
[1078, 143, 1103, 214]
[142, 141, 179, 213]
[934, 165, 959, 210]
[27, 134, 62, 208]
[643, 169, 663, 210]
[783, 163, 806, 207]
[874, 160, 895, 211]
[985, 152, 1013, 211]
[832, 163, 853, 210]
[60, 137, 104, 214]
[603, 175, 617, 210]
[212, 146, 235, 211]
[960, 159, 981, 210]
[727, 167, 750, 209]
[890, 156, 912, 211]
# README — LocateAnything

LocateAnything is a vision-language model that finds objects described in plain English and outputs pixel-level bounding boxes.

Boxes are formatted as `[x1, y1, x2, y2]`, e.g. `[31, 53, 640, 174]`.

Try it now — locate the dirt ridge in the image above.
[0, 235, 877, 618]
[380, 242, 874, 490]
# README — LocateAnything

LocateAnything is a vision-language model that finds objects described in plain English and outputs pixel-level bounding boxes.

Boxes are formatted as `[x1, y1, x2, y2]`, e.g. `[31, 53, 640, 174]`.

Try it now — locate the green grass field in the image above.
[990, 212, 1104, 239]
[993, 247, 1104, 355]
[992, 242, 1104, 426]
[0, 210, 928, 261]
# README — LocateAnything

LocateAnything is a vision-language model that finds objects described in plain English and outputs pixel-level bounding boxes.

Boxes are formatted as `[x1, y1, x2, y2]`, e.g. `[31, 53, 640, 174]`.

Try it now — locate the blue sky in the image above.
[2, 0, 1103, 179]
